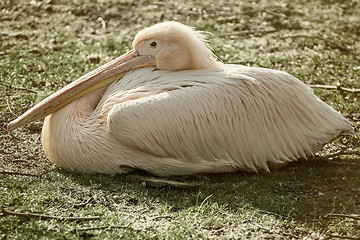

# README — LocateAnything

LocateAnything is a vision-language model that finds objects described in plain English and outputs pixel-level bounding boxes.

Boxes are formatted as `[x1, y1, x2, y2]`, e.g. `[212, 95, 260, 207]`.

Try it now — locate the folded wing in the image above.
[106, 67, 353, 174]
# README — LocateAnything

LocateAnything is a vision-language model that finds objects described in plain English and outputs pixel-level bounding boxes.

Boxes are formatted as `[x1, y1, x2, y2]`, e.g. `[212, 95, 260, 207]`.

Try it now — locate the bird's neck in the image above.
[41, 87, 107, 170]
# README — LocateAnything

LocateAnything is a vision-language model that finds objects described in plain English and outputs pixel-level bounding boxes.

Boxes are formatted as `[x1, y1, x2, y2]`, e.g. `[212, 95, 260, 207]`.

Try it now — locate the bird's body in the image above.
[8, 21, 353, 176]
[42, 65, 352, 176]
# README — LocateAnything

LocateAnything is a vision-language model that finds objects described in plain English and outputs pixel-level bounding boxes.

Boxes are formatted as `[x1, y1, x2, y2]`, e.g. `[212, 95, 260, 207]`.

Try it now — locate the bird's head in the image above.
[7, 21, 220, 132]
[133, 21, 219, 71]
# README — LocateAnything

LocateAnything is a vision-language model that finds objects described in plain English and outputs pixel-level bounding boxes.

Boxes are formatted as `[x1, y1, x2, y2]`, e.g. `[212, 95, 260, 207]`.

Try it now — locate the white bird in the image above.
[7, 21, 354, 176]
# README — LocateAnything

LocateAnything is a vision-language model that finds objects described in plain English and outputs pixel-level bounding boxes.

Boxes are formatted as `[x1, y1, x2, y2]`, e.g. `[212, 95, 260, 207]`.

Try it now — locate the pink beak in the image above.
[7, 49, 155, 132]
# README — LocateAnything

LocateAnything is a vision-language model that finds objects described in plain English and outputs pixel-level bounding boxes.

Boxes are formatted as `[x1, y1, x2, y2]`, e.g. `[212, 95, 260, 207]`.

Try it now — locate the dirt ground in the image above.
[1, 0, 359, 239]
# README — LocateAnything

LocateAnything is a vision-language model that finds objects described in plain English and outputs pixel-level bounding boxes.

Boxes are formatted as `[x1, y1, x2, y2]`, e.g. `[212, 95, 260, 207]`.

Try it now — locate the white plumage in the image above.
[9, 21, 353, 176]
[42, 65, 352, 176]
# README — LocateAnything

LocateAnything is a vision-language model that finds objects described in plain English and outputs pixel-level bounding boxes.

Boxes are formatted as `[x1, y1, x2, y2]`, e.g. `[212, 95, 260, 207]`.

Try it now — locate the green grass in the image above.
[1, 0, 359, 239]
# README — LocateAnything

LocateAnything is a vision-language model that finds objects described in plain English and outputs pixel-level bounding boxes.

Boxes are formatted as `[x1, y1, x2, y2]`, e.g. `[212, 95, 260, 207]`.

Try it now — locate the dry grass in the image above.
[1, 0, 359, 239]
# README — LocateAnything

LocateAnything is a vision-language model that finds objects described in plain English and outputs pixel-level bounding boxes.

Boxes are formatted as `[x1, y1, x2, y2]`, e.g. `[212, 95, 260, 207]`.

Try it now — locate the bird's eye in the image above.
[150, 41, 157, 47]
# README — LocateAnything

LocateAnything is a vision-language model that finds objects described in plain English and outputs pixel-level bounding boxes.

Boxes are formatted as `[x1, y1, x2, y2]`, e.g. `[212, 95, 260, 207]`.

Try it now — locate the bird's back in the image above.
[105, 66, 353, 175]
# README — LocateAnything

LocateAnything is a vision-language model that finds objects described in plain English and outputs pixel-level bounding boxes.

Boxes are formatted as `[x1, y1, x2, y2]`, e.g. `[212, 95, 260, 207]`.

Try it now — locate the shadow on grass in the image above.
[64, 156, 360, 226]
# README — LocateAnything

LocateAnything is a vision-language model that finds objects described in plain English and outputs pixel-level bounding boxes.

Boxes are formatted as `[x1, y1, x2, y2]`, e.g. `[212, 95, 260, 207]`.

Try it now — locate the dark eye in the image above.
[150, 41, 157, 47]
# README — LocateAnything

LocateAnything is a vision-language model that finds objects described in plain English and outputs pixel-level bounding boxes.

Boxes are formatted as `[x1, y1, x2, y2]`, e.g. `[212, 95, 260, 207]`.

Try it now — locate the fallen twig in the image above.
[325, 151, 360, 158]
[320, 197, 338, 237]
[310, 151, 360, 161]
[127, 175, 202, 189]
[324, 234, 360, 240]
[6, 97, 18, 118]
[280, 34, 352, 53]
[0, 31, 29, 40]
[151, 215, 172, 221]
[9, 160, 29, 163]
[325, 213, 360, 221]
[8, 132, 20, 140]
[74, 223, 132, 232]
[0, 169, 39, 177]
[73, 197, 94, 208]
[0, 168, 57, 178]
[0, 82, 38, 94]
[310, 84, 360, 94]
[321, 212, 360, 239]
[220, 29, 277, 37]
[0, 208, 100, 221]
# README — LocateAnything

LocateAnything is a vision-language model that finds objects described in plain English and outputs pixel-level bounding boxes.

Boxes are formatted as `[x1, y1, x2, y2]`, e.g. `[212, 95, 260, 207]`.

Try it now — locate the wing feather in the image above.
[105, 67, 353, 173]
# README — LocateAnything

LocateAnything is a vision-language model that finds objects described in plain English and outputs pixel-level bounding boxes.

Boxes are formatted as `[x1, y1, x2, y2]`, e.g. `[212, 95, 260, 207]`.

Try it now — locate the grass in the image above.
[1, 0, 359, 239]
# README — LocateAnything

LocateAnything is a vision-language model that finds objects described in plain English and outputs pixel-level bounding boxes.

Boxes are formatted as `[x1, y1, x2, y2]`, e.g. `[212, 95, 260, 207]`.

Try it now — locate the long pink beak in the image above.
[7, 49, 155, 133]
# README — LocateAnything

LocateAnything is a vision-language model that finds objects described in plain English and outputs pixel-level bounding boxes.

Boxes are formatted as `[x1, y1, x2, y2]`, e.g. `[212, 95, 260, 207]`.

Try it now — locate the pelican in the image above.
[7, 21, 353, 176]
